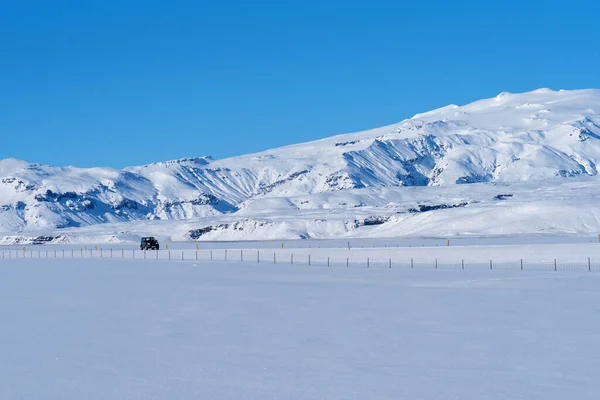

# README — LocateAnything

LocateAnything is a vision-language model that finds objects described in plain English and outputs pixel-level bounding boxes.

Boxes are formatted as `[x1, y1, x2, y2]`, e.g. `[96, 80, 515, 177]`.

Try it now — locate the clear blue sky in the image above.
[1, 0, 599, 168]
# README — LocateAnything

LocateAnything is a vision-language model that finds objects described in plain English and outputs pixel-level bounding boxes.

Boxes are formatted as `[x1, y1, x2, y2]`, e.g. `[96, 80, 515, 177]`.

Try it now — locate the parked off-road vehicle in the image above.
[140, 237, 160, 250]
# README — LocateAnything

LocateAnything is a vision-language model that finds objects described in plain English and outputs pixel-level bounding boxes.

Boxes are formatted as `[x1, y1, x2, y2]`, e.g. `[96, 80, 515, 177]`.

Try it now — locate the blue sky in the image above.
[1, 0, 599, 168]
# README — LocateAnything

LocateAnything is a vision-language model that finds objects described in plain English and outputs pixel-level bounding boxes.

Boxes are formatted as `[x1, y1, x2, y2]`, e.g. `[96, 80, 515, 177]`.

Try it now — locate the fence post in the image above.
[62, 249, 65, 258]
[196, 251, 198, 260]
[462, 259, 464, 270]
[346, 257, 349, 268]
[241, 250, 243, 262]
[389, 258, 391, 268]
[291, 254, 294, 265]
[308, 254, 311, 266]
[411, 258, 413, 269]
[182, 251, 184, 260]
[367, 258, 369, 268]
[490, 260, 492, 270]
[122, 248, 124, 258]
[169, 251, 171, 260]
[589, 257, 591, 272]
[435, 259, 438, 269]
[521, 259, 523, 271]
[225, 249, 228, 261]
[274, 252, 276, 264]
[258, 250, 260, 263]
[100, 249, 103, 258]
[210, 250, 213, 261]
[328, 257, 330, 267]
[554, 258, 557, 272]
[144, 250, 146, 260]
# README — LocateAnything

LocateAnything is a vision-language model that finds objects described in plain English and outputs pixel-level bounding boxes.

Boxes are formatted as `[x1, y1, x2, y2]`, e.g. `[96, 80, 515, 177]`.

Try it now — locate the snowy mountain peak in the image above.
[2, 88, 600, 234]
[132, 156, 214, 170]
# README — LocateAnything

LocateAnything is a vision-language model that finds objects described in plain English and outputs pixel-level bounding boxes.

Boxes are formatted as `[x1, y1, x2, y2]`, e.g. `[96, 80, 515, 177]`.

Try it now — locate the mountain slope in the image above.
[1, 88, 600, 236]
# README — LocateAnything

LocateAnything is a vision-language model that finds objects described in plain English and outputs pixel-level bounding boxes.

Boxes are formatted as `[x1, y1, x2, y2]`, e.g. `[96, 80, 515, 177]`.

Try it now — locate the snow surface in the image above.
[1, 253, 599, 399]
[3, 175, 600, 244]
[2, 88, 600, 242]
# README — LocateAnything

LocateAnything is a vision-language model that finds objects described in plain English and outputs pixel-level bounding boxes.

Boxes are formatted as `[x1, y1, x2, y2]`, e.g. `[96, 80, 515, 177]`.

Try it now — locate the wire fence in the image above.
[1, 246, 600, 272]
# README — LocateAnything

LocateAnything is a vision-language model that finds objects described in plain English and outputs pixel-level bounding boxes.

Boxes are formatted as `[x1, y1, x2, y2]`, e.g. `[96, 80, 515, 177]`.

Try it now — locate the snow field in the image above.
[3, 240, 600, 271]
[0, 257, 599, 399]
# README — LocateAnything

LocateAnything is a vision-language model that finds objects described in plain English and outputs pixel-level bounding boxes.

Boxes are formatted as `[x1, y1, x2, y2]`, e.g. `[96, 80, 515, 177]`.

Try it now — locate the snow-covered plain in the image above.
[3, 238, 600, 269]
[1, 256, 599, 399]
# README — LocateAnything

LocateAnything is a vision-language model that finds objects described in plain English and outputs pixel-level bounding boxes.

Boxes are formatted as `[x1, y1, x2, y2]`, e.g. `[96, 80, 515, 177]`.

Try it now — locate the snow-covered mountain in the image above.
[2, 88, 600, 241]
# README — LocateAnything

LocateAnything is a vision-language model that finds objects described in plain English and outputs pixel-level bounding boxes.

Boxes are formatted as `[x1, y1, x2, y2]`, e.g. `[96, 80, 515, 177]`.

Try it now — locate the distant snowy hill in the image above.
[2, 88, 600, 241]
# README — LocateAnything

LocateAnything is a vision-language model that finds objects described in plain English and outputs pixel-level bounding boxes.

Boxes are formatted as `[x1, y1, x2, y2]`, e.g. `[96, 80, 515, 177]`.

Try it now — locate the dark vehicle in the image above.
[140, 237, 160, 250]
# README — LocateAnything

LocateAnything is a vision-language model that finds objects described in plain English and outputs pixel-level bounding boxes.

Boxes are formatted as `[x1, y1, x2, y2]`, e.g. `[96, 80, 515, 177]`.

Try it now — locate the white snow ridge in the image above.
[2, 88, 600, 242]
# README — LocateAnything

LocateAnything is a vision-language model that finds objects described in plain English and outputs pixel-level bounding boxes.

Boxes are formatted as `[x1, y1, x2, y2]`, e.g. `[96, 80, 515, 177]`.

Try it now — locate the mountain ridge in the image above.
[2, 88, 600, 236]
